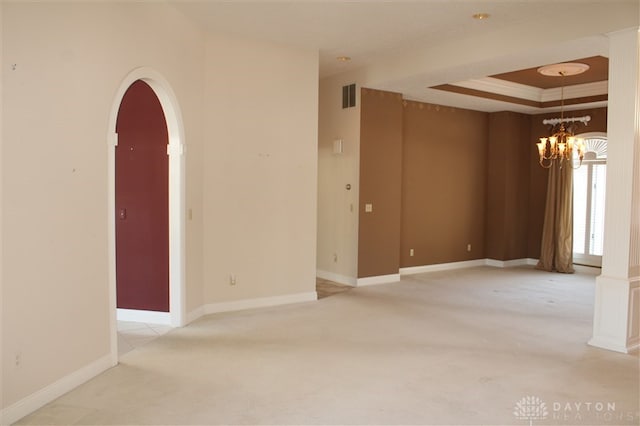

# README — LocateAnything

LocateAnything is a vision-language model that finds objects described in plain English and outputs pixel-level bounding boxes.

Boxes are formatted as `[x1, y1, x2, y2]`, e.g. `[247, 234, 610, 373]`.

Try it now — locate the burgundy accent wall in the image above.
[401, 101, 488, 267]
[527, 107, 608, 259]
[115, 80, 170, 312]
[485, 111, 531, 261]
[358, 88, 403, 278]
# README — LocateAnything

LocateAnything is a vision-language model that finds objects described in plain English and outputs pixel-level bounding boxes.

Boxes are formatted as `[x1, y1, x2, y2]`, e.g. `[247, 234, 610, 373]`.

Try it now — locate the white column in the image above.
[589, 27, 640, 353]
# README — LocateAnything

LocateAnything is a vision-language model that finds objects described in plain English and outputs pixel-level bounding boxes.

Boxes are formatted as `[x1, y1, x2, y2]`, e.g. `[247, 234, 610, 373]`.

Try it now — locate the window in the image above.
[573, 136, 607, 267]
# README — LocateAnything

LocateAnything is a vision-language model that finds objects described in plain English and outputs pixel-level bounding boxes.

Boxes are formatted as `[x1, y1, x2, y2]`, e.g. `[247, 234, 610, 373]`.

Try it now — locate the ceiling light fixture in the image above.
[536, 63, 591, 169]
[472, 13, 490, 20]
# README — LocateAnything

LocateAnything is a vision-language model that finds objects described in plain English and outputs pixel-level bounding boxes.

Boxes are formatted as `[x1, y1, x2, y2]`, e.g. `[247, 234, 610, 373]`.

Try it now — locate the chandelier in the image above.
[536, 63, 591, 169]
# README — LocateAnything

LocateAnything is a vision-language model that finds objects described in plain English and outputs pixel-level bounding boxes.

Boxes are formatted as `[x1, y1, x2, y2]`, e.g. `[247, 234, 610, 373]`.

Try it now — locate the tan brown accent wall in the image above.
[527, 107, 608, 258]
[358, 88, 404, 278]
[485, 112, 531, 261]
[400, 101, 488, 267]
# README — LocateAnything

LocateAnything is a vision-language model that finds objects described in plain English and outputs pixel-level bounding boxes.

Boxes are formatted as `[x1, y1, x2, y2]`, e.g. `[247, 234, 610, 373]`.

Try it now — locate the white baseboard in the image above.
[588, 336, 636, 354]
[485, 258, 537, 268]
[573, 264, 602, 275]
[400, 258, 541, 276]
[400, 259, 486, 275]
[202, 291, 318, 316]
[356, 274, 400, 286]
[0, 354, 114, 425]
[316, 269, 357, 286]
[186, 305, 205, 325]
[116, 308, 171, 325]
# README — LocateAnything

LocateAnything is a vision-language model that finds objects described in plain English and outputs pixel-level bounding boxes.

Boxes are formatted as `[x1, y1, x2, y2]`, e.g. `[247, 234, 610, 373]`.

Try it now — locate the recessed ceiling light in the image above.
[336, 56, 351, 62]
[472, 13, 490, 20]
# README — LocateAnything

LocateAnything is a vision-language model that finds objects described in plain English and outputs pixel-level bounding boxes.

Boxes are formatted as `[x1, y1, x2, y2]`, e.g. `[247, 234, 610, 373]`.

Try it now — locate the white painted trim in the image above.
[627, 282, 640, 352]
[588, 335, 636, 354]
[590, 275, 636, 353]
[575, 131, 607, 139]
[0, 354, 113, 425]
[356, 274, 400, 286]
[455, 77, 542, 102]
[573, 264, 602, 275]
[107, 67, 187, 362]
[401, 258, 540, 276]
[116, 308, 171, 325]
[540, 80, 608, 103]
[400, 259, 486, 275]
[485, 258, 537, 268]
[453, 77, 608, 103]
[316, 269, 357, 286]
[186, 306, 205, 325]
[202, 292, 318, 316]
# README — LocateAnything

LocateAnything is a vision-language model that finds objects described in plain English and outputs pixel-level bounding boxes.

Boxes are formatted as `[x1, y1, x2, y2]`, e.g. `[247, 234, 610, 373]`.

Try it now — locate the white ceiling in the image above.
[170, 1, 638, 112]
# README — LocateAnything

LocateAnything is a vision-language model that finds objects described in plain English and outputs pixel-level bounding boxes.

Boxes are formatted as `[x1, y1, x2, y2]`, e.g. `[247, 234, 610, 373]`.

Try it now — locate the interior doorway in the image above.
[107, 68, 186, 363]
[116, 80, 170, 312]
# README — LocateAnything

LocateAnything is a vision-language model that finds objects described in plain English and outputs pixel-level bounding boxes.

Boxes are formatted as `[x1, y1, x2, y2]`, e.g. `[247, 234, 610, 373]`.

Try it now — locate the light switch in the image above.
[333, 139, 343, 154]
[365, 203, 373, 213]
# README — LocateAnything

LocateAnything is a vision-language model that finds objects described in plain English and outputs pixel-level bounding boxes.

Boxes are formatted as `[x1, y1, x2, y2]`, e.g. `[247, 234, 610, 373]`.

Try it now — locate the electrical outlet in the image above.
[409, 249, 414, 257]
[229, 274, 236, 286]
[15, 352, 21, 367]
[467, 243, 472, 252]
[333, 253, 338, 263]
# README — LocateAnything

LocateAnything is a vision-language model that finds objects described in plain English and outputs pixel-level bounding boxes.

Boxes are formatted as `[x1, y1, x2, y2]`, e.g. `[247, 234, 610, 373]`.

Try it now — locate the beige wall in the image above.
[316, 71, 363, 283]
[1, 1, 319, 416]
[201, 34, 318, 304]
[1, 1, 206, 409]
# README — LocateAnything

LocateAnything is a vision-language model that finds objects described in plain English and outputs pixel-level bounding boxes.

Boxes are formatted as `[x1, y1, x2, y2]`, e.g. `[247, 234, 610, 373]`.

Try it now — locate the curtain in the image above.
[537, 160, 574, 273]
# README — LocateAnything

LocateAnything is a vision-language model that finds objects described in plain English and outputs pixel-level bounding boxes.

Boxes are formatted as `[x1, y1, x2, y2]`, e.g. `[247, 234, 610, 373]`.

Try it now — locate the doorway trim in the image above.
[107, 67, 186, 363]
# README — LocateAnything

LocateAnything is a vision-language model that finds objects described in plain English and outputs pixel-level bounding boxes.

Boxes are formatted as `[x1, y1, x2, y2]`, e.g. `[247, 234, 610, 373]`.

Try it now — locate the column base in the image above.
[589, 275, 640, 354]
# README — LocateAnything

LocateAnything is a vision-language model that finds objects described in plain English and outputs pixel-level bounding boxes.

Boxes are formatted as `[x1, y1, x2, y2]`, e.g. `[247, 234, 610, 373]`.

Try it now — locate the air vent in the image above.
[342, 83, 356, 109]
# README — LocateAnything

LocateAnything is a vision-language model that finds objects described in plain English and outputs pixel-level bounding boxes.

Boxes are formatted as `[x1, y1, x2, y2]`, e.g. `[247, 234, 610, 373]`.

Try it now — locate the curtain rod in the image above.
[542, 115, 591, 126]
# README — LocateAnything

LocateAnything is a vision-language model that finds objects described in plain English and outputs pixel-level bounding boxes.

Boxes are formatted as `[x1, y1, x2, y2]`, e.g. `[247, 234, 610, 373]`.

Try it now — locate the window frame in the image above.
[573, 132, 607, 268]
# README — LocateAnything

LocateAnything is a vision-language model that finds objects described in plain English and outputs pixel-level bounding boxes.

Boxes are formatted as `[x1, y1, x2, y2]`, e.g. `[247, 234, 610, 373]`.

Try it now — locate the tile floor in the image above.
[316, 277, 352, 299]
[117, 321, 173, 357]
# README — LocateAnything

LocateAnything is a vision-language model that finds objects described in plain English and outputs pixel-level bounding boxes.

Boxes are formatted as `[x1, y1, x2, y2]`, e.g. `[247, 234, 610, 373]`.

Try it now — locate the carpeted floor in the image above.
[15, 266, 640, 425]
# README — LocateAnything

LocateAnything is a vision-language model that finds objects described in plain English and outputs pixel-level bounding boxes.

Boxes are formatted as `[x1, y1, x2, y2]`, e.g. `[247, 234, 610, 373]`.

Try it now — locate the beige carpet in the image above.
[16, 266, 639, 425]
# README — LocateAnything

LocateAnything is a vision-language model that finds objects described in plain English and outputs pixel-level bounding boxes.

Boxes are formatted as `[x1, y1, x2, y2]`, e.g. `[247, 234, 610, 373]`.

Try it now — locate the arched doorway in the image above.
[115, 80, 170, 313]
[107, 68, 186, 362]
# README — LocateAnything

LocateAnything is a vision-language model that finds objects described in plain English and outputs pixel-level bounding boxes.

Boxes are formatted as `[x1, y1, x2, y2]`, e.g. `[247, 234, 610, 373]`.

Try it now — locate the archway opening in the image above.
[107, 68, 186, 362]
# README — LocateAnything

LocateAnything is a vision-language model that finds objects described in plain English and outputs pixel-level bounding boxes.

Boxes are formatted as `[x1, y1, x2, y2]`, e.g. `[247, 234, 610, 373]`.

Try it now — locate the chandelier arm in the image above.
[539, 157, 553, 169]
[569, 159, 583, 170]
